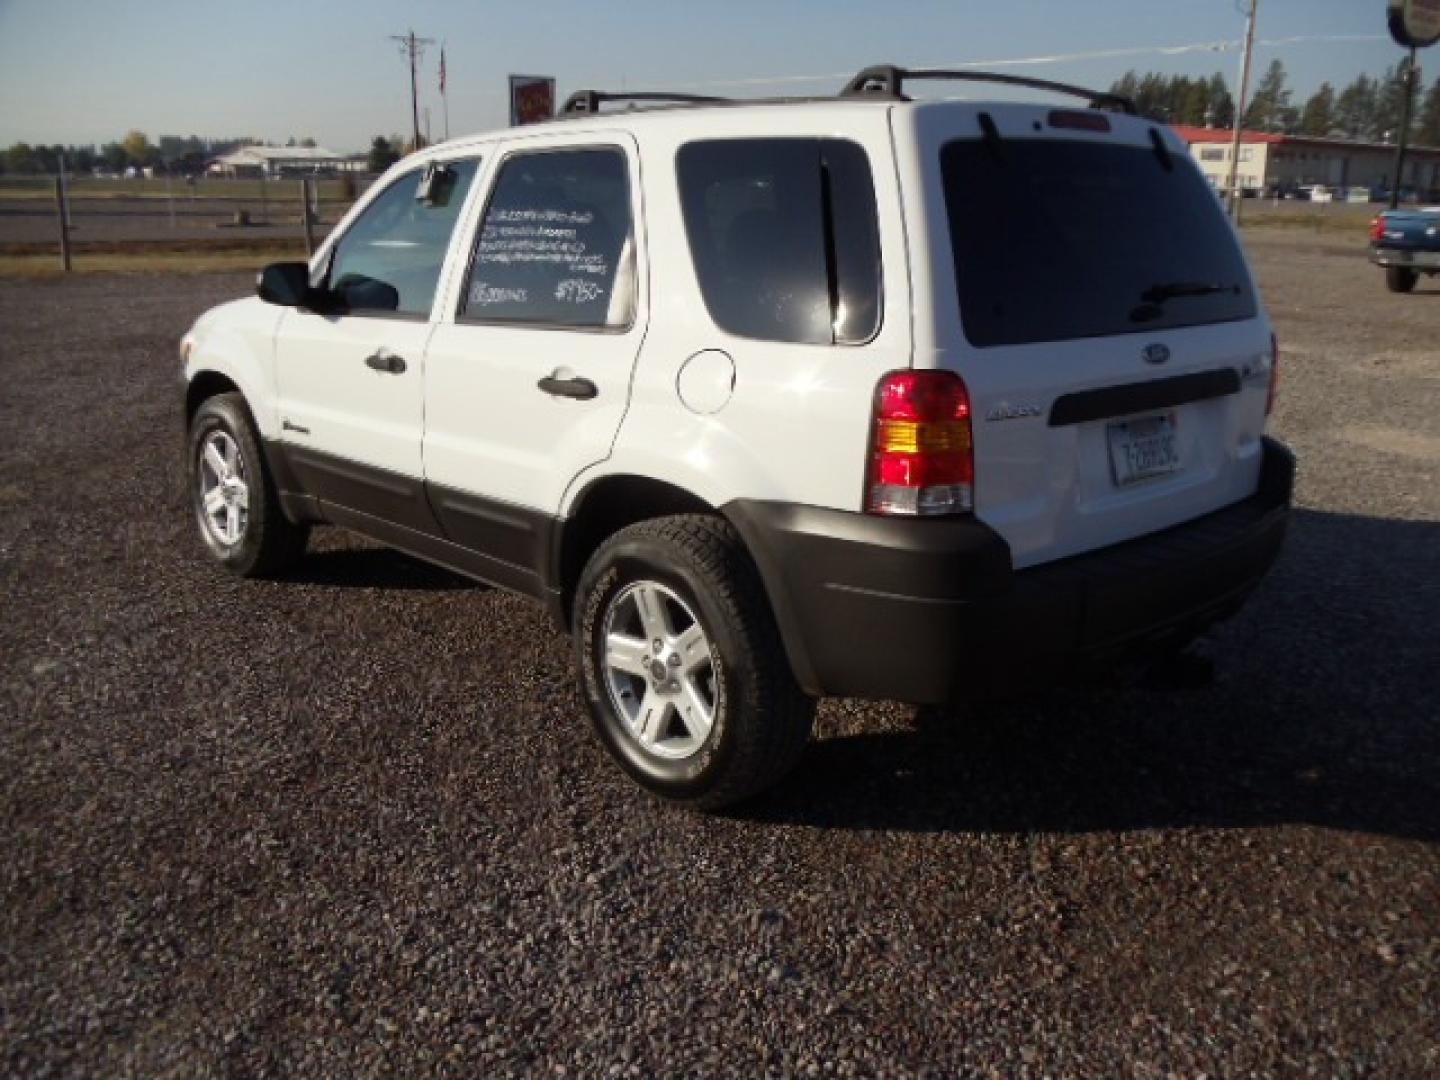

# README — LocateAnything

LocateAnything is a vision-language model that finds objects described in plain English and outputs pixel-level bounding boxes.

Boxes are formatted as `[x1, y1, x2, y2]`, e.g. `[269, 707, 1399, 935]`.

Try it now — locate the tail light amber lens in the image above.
[867, 370, 974, 516]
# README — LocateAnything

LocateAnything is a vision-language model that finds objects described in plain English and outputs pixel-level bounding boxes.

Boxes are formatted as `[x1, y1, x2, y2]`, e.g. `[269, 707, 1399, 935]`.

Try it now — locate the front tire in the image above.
[574, 515, 815, 810]
[187, 392, 308, 577]
[1386, 266, 1418, 293]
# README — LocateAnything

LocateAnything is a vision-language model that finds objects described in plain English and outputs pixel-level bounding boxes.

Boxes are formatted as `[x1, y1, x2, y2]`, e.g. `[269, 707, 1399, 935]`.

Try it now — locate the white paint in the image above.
[185, 94, 1275, 574]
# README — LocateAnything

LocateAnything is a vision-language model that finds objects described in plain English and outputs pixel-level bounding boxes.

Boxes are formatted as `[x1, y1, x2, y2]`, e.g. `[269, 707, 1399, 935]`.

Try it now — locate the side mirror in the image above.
[416, 162, 458, 207]
[256, 261, 312, 307]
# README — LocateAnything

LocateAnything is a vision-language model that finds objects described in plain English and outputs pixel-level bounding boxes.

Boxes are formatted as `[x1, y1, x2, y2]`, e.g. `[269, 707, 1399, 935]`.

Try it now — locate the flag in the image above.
[439, 47, 446, 95]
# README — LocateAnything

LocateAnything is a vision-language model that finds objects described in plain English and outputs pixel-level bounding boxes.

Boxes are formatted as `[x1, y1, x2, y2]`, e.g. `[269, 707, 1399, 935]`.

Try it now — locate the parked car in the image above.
[180, 65, 1292, 807]
[1370, 206, 1440, 292]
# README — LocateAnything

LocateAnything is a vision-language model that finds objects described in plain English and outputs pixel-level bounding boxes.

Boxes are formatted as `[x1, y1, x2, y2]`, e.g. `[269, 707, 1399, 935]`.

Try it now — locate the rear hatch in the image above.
[909, 104, 1274, 569]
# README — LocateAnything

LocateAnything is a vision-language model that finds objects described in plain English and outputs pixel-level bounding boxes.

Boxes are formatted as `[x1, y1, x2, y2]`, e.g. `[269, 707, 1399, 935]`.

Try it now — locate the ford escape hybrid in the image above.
[180, 66, 1292, 808]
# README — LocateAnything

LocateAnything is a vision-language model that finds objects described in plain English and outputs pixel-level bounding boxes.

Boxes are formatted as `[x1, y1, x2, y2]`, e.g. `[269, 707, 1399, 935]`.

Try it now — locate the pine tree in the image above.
[1207, 73, 1235, 128]
[1244, 60, 1293, 132]
[1335, 74, 1378, 140]
[1374, 62, 1420, 143]
[1418, 76, 1440, 147]
[1111, 70, 1140, 103]
[1110, 71, 1232, 126]
[1300, 83, 1337, 137]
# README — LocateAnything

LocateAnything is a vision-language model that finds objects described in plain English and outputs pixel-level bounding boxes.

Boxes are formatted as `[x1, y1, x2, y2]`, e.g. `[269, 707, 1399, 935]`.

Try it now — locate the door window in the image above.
[460, 148, 635, 329]
[326, 159, 480, 317]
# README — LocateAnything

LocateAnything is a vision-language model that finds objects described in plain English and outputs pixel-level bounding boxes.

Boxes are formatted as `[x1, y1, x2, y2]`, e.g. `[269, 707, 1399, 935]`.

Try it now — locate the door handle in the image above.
[365, 350, 407, 374]
[537, 373, 598, 400]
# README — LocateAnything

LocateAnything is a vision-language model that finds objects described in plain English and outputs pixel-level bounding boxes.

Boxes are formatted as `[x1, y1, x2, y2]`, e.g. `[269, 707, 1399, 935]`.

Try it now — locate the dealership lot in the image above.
[1, 230, 1436, 1073]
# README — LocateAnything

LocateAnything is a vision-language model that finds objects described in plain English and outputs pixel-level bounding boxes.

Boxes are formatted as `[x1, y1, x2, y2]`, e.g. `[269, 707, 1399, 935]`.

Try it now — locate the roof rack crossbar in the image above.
[841, 65, 1138, 116]
[561, 90, 730, 116]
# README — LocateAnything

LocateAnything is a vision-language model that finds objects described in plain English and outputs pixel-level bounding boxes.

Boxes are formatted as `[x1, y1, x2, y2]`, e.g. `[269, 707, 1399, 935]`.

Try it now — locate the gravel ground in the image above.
[1, 231, 1437, 1075]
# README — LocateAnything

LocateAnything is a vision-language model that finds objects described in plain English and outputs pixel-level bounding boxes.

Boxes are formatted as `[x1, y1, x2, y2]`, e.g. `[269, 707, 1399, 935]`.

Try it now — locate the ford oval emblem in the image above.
[1143, 343, 1171, 365]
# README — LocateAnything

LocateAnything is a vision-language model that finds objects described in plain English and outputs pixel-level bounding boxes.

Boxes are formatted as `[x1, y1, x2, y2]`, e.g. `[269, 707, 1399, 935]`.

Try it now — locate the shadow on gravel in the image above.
[742, 509, 1440, 842]
[283, 547, 480, 592]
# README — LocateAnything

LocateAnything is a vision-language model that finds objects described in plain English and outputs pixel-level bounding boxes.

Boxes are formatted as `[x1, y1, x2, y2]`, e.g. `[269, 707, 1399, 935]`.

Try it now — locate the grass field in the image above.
[0, 175, 363, 202]
[0, 235, 306, 278]
[1238, 199, 1380, 234]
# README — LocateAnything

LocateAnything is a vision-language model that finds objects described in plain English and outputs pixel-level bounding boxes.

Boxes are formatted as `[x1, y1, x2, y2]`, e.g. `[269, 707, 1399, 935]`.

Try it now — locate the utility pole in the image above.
[389, 29, 434, 151]
[1388, 48, 1419, 209]
[1226, 0, 1259, 222]
[440, 44, 450, 142]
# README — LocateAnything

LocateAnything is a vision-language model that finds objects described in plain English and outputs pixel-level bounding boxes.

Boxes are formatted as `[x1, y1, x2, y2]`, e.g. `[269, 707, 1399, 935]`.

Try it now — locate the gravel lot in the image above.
[2, 230, 1437, 1075]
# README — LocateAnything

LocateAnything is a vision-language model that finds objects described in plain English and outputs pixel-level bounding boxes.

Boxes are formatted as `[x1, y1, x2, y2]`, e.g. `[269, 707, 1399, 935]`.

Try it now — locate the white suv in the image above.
[181, 67, 1292, 808]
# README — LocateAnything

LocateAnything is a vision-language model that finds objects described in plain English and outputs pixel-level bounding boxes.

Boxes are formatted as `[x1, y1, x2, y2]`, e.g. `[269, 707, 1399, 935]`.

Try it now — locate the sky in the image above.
[0, 0, 1418, 152]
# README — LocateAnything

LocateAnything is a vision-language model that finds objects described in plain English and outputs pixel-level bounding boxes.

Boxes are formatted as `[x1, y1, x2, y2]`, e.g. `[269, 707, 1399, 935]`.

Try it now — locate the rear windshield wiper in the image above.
[1140, 281, 1237, 305]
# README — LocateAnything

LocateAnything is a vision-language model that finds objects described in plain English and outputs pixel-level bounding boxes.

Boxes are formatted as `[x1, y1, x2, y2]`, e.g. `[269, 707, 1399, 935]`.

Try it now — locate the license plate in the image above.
[1108, 413, 1181, 486]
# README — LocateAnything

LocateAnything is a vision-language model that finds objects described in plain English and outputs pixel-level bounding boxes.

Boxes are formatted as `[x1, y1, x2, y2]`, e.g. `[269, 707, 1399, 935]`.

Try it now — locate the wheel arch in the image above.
[553, 472, 820, 693]
[185, 369, 243, 426]
[555, 473, 714, 628]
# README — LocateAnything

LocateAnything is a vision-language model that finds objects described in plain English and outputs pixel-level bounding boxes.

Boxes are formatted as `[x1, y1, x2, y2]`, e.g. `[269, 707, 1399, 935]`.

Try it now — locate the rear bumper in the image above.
[1371, 246, 1440, 270]
[726, 437, 1294, 704]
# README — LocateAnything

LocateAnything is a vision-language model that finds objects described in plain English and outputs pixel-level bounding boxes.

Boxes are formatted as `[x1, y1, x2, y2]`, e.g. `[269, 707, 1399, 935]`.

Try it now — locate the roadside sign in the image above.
[1389, 0, 1440, 48]
[509, 75, 557, 126]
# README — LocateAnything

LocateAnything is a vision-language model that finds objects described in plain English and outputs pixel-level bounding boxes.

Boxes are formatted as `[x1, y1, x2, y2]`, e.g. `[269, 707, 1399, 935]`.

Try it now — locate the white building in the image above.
[206, 145, 365, 178]
[1173, 125, 1440, 199]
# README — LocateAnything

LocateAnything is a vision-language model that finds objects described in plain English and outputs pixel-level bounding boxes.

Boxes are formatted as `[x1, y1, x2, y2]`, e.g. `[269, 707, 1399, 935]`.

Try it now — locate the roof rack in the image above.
[840, 64, 1138, 116]
[560, 90, 730, 116]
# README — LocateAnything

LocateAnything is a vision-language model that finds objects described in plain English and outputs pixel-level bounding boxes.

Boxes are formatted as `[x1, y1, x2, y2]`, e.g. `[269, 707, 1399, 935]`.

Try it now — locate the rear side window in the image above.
[677, 139, 881, 345]
[327, 159, 479, 317]
[940, 138, 1257, 347]
[461, 148, 635, 329]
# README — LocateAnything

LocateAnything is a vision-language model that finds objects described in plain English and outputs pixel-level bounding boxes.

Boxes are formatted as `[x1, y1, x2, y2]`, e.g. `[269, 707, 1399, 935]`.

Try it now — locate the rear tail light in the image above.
[867, 370, 974, 516]
[1266, 333, 1280, 416]
[1370, 216, 1385, 243]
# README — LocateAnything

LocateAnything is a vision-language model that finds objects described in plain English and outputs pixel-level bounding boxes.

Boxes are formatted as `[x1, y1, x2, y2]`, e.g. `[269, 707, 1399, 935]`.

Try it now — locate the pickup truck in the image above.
[1371, 207, 1440, 292]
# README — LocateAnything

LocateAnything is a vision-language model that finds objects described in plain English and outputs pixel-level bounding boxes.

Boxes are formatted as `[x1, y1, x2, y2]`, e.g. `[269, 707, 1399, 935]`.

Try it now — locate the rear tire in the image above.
[574, 514, 815, 810]
[1386, 266, 1418, 293]
[187, 392, 309, 577]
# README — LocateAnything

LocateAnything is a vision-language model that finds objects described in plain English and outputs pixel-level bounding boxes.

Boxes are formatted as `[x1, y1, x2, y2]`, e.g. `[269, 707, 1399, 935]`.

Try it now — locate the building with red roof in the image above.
[1171, 125, 1440, 200]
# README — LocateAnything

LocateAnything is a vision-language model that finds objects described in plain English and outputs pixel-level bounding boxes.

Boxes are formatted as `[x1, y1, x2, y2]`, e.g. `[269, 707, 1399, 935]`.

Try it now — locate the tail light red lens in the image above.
[1370, 216, 1385, 243]
[867, 370, 974, 516]
[1267, 333, 1280, 416]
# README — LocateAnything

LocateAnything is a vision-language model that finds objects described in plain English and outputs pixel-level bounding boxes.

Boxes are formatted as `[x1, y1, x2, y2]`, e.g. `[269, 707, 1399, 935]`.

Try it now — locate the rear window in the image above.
[940, 138, 1257, 347]
[677, 139, 881, 345]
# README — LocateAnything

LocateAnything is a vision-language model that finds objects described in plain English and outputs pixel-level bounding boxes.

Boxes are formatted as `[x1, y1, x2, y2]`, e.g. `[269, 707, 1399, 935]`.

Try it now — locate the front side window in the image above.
[326, 159, 479, 317]
[460, 148, 635, 329]
[676, 138, 881, 345]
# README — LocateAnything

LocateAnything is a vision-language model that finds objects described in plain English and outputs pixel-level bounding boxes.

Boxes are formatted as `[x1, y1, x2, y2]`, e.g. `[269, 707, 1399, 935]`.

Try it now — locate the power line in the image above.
[389, 29, 435, 150]
[639, 34, 1387, 93]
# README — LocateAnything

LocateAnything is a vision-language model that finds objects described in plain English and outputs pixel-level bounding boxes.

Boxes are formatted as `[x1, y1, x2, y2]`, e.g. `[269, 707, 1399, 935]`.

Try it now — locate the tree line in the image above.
[1112, 61, 1440, 146]
[0, 132, 321, 176]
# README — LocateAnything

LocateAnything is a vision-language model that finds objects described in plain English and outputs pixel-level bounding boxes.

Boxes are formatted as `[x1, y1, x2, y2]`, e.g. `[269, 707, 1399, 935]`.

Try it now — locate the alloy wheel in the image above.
[600, 580, 719, 760]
